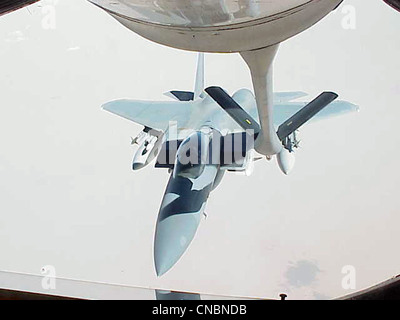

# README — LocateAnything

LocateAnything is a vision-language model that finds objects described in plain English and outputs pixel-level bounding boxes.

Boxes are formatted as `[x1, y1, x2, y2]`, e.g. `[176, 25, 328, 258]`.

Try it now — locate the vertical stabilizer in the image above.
[194, 53, 205, 99]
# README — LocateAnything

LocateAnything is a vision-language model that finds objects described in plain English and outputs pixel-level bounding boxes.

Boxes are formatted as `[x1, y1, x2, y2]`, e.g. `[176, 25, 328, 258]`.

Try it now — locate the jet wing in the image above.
[102, 95, 358, 133]
[102, 99, 192, 132]
[273, 100, 359, 127]
[235, 91, 358, 127]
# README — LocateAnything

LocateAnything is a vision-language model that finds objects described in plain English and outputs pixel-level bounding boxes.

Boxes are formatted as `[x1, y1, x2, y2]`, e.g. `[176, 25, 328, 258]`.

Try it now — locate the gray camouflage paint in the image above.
[154, 164, 219, 276]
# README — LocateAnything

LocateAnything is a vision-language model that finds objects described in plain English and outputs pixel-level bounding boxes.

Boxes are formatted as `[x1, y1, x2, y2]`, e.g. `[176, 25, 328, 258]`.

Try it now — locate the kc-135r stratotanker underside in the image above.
[2, 0, 364, 277]
[87, 0, 364, 276]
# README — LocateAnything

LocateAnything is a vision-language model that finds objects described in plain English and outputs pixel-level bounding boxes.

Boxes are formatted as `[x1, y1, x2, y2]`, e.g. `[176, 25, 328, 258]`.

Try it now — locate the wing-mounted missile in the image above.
[132, 127, 164, 170]
[276, 92, 339, 175]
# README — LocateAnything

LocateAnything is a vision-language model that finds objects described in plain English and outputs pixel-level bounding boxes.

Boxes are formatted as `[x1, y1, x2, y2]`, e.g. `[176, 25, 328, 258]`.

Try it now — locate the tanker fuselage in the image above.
[90, 0, 343, 53]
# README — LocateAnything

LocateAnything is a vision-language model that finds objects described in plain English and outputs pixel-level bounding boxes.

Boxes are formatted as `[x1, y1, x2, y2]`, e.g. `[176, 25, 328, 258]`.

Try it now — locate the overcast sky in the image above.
[0, 0, 399, 300]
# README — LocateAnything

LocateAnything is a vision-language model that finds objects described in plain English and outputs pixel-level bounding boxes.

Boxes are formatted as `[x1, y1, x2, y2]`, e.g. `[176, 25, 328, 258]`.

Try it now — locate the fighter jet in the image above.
[102, 53, 358, 276]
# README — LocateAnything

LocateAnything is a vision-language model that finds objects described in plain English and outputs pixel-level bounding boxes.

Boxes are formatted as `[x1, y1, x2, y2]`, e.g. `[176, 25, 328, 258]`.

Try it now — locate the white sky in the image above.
[0, 0, 399, 300]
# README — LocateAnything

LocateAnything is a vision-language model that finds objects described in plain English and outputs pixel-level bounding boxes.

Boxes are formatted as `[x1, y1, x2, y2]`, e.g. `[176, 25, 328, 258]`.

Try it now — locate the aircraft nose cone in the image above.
[154, 164, 218, 276]
[132, 162, 145, 170]
[154, 210, 203, 277]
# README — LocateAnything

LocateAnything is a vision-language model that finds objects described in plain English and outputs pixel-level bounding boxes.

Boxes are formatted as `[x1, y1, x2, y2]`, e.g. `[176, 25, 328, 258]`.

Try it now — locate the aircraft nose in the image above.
[154, 210, 203, 277]
[153, 164, 218, 276]
[132, 162, 145, 170]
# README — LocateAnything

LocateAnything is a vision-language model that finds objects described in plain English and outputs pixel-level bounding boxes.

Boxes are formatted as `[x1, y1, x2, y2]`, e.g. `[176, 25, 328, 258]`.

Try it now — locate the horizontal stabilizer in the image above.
[205, 86, 260, 133]
[277, 92, 338, 140]
[167, 91, 195, 101]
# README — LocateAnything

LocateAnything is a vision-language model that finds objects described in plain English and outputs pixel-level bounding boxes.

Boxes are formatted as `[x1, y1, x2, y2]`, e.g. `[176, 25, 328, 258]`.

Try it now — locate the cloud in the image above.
[285, 260, 321, 288]
[5, 30, 26, 42]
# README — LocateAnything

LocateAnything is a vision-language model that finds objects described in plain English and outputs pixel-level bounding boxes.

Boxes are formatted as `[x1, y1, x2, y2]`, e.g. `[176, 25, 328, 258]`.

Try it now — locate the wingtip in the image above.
[101, 100, 122, 112]
[100, 101, 112, 111]
[323, 91, 339, 99]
